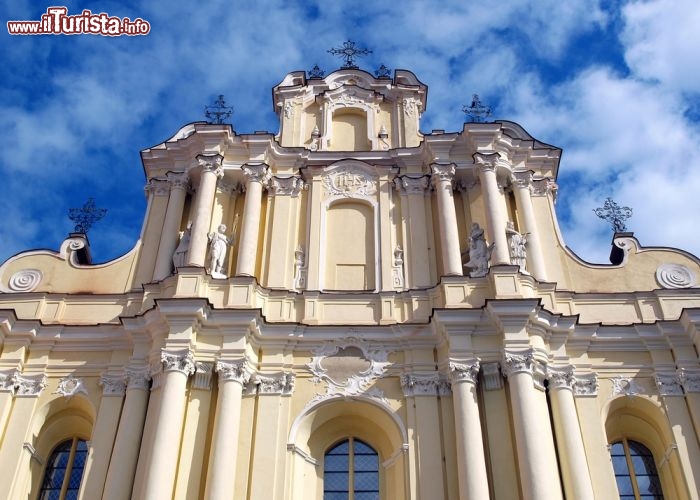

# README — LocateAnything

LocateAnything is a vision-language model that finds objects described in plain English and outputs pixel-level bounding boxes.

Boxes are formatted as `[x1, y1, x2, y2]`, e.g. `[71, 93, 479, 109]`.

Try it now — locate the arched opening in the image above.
[330, 109, 370, 151]
[324, 201, 375, 291]
[324, 438, 380, 499]
[38, 437, 89, 500]
[609, 439, 663, 499]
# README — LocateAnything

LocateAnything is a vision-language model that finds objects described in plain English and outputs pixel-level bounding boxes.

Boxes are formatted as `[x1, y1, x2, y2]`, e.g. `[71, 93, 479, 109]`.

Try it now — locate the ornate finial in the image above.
[308, 64, 325, 78]
[68, 198, 107, 234]
[204, 94, 233, 124]
[462, 94, 492, 123]
[375, 64, 391, 78]
[327, 40, 372, 69]
[594, 197, 633, 232]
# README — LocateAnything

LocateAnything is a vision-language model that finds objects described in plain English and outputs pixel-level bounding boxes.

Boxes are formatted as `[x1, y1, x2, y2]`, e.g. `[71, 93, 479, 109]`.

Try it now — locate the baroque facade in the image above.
[1, 66, 700, 500]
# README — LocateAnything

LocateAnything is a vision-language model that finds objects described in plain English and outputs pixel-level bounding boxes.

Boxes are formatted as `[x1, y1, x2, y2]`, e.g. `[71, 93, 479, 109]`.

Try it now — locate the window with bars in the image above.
[610, 439, 664, 500]
[38, 438, 88, 500]
[324, 438, 380, 500]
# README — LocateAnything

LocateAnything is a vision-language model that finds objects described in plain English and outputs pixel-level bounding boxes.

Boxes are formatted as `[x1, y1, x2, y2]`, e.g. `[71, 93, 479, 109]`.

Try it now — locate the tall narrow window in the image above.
[324, 438, 379, 500]
[39, 438, 88, 500]
[610, 440, 664, 499]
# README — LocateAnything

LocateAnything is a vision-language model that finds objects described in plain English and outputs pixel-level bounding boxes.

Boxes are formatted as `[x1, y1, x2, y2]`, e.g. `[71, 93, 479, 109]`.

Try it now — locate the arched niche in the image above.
[287, 397, 408, 500]
[330, 108, 370, 151]
[320, 86, 382, 151]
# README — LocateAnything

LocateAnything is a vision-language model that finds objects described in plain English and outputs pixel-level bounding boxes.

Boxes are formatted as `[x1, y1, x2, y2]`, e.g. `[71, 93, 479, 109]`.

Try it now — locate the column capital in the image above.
[14, 373, 47, 397]
[473, 151, 500, 172]
[547, 365, 576, 391]
[193, 362, 214, 390]
[511, 170, 533, 189]
[573, 373, 598, 396]
[655, 372, 684, 396]
[166, 171, 190, 191]
[125, 366, 151, 391]
[145, 178, 170, 197]
[502, 350, 536, 378]
[251, 372, 295, 395]
[0, 370, 16, 394]
[100, 373, 127, 397]
[242, 163, 270, 185]
[196, 153, 224, 178]
[482, 362, 503, 390]
[394, 175, 429, 195]
[215, 359, 250, 385]
[679, 369, 700, 393]
[430, 163, 455, 184]
[532, 178, 558, 198]
[401, 373, 443, 396]
[160, 349, 196, 376]
[448, 361, 480, 385]
[269, 175, 306, 197]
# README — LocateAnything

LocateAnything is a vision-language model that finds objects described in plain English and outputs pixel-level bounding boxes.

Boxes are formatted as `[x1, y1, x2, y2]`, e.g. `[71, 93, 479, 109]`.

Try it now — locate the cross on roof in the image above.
[68, 198, 107, 234]
[594, 197, 633, 233]
[327, 41, 372, 69]
[204, 95, 233, 124]
[462, 94, 492, 123]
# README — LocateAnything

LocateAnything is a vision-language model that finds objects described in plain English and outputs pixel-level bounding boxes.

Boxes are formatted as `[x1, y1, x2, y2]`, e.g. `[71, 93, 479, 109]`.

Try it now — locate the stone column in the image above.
[430, 164, 462, 276]
[187, 154, 224, 267]
[153, 173, 190, 280]
[80, 374, 127, 499]
[511, 171, 547, 280]
[447, 362, 490, 500]
[680, 369, 700, 440]
[394, 176, 431, 287]
[236, 164, 269, 277]
[204, 360, 250, 500]
[103, 367, 151, 500]
[140, 351, 195, 500]
[474, 153, 509, 265]
[502, 351, 563, 500]
[548, 366, 595, 500]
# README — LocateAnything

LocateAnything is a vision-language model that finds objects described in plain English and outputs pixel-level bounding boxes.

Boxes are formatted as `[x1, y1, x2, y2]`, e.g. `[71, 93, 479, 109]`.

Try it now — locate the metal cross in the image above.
[308, 64, 325, 78]
[327, 41, 372, 69]
[375, 64, 391, 78]
[204, 95, 233, 124]
[594, 197, 633, 232]
[462, 94, 492, 123]
[68, 198, 107, 234]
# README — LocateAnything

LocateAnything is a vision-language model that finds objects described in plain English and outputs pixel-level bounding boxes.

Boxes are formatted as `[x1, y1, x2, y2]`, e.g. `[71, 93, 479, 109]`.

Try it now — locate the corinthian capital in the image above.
[270, 175, 306, 197]
[473, 152, 500, 173]
[161, 349, 196, 376]
[511, 170, 533, 190]
[448, 361, 480, 385]
[125, 366, 151, 391]
[14, 373, 47, 397]
[196, 153, 224, 177]
[394, 175, 429, 195]
[252, 372, 295, 395]
[242, 164, 270, 185]
[430, 163, 455, 184]
[502, 350, 536, 378]
[167, 172, 190, 191]
[216, 359, 250, 385]
[547, 365, 575, 390]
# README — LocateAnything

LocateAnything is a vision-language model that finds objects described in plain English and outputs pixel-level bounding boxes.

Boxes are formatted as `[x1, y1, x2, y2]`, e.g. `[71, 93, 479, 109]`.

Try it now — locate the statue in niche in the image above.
[506, 221, 528, 272]
[293, 245, 307, 290]
[464, 223, 494, 278]
[208, 224, 232, 278]
[392, 245, 405, 288]
[172, 222, 192, 270]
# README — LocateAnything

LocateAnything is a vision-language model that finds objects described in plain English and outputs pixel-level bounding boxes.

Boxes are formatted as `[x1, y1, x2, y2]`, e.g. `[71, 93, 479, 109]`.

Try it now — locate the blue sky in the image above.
[2, 0, 700, 265]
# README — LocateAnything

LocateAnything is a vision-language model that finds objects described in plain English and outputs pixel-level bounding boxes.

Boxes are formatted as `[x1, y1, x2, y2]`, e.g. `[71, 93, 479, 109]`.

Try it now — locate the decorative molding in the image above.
[99, 374, 127, 396]
[401, 373, 442, 397]
[196, 153, 224, 178]
[0, 371, 16, 393]
[251, 372, 295, 395]
[511, 170, 533, 190]
[161, 350, 196, 377]
[611, 376, 640, 397]
[430, 164, 455, 184]
[193, 362, 214, 390]
[215, 359, 250, 385]
[322, 167, 376, 198]
[54, 376, 88, 397]
[679, 369, 700, 393]
[574, 373, 599, 396]
[167, 172, 190, 191]
[287, 443, 318, 466]
[402, 97, 422, 117]
[473, 152, 499, 173]
[448, 361, 480, 385]
[242, 164, 270, 185]
[145, 178, 170, 196]
[382, 443, 410, 468]
[125, 366, 151, 391]
[304, 386, 389, 410]
[655, 373, 684, 396]
[531, 178, 557, 198]
[8, 269, 42, 292]
[394, 175, 429, 195]
[23, 442, 43, 465]
[656, 263, 696, 289]
[501, 350, 536, 378]
[270, 175, 306, 197]
[548, 366, 576, 391]
[481, 362, 503, 391]
[15, 374, 47, 397]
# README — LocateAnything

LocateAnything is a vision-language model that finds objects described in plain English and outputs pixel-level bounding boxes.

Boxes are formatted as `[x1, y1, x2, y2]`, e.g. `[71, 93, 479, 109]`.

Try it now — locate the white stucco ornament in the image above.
[54, 376, 88, 397]
[8, 269, 42, 292]
[656, 263, 696, 289]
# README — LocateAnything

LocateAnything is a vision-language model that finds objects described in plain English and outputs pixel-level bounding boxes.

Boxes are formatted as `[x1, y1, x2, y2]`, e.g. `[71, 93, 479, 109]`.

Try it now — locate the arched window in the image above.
[324, 438, 379, 500]
[610, 439, 664, 499]
[39, 438, 88, 500]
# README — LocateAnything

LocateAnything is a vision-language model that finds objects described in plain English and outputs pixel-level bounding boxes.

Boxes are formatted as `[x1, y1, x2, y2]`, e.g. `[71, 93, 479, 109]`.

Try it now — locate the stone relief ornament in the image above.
[402, 97, 422, 117]
[656, 263, 696, 289]
[448, 361, 480, 385]
[215, 359, 250, 385]
[8, 269, 42, 292]
[394, 175, 429, 195]
[196, 153, 224, 177]
[54, 376, 88, 398]
[193, 362, 213, 390]
[464, 223, 494, 278]
[547, 366, 576, 390]
[15, 374, 47, 397]
[0, 371, 15, 393]
[401, 373, 443, 397]
[251, 372, 295, 395]
[679, 369, 700, 393]
[481, 362, 503, 391]
[125, 366, 151, 391]
[322, 168, 377, 198]
[501, 350, 537, 378]
[573, 373, 599, 396]
[161, 350, 196, 376]
[611, 376, 640, 397]
[99, 374, 127, 396]
[309, 125, 321, 151]
[270, 176, 306, 197]
[655, 373, 684, 396]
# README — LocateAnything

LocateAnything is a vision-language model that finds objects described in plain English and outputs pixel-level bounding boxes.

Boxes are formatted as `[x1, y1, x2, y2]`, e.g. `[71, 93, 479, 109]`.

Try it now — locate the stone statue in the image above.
[506, 221, 527, 272]
[208, 224, 231, 278]
[172, 222, 191, 269]
[464, 223, 494, 278]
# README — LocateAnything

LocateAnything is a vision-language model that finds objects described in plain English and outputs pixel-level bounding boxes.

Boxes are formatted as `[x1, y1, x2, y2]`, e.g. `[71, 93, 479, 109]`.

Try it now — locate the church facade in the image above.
[1, 64, 700, 500]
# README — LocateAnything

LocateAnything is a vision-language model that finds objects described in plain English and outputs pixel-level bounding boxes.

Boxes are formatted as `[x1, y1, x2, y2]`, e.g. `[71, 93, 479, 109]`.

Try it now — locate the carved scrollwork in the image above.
[251, 372, 295, 395]
[448, 361, 480, 385]
[322, 168, 376, 198]
[656, 263, 696, 289]
[125, 366, 151, 391]
[8, 269, 42, 292]
[161, 350, 196, 376]
[655, 373, 684, 396]
[215, 359, 250, 385]
[99, 374, 127, 396]
[196, 153, 224, 177]
[547, 366, 576, 390]
[15, 374, 47, 397]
